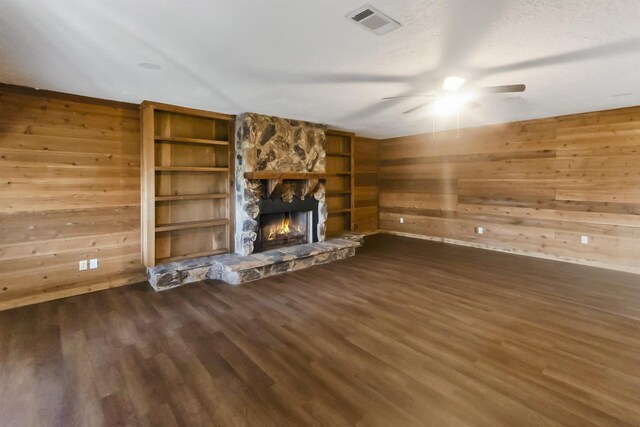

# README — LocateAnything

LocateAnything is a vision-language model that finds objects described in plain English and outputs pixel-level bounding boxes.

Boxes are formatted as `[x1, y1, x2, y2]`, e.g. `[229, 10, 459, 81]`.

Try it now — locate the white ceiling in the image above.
[2, 0, 640, 138]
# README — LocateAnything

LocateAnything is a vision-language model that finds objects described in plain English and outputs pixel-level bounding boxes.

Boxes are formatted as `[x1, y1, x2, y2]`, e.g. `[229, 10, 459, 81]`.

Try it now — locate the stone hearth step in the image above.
[147, 233, 364, 291]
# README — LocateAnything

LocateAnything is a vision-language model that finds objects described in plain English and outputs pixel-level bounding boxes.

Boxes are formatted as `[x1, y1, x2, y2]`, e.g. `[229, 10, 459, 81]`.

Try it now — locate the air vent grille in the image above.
[347, 5, 401, 35]
[352, 8, 375, 22]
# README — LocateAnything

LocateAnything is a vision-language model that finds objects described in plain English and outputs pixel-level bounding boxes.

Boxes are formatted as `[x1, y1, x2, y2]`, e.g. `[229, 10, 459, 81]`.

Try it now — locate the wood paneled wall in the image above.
[353, 137, 379, 232]
[4, 79, 636, 309]
[379, 107, 640, 274]
[0, 85, 146, 310]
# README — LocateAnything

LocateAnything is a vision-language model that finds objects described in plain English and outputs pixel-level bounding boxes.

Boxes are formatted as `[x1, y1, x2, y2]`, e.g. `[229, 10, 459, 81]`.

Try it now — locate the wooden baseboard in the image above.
[358, 230, 382, 236]
[377, 230, 640, 276]
[376, 230, 442, 242]
[0, 276, 147, 312]
[3, 227, 635, 312]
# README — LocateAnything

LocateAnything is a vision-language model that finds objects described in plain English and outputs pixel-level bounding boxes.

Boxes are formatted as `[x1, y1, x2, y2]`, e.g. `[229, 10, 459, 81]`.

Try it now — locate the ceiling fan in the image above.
[384, 76, 526, 115]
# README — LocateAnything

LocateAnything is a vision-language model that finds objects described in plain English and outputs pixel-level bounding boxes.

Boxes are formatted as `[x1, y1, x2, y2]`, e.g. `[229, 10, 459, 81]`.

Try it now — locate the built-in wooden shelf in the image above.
[154, 136, 229, 146]
[150, 101, 234, 121]
[141, 100, 235, 267]
[325, 129, 355, 236]
[155, 166, 229, 172]
[244, 171, 327, 180]
[155, 193, 229, 201]
[155, 218, 230, 233]
[157, 248, 229, 264]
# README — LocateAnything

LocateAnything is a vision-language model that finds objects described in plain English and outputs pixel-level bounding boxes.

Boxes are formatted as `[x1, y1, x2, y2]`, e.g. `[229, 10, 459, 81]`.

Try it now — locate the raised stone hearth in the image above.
[147, 233, 363, 290]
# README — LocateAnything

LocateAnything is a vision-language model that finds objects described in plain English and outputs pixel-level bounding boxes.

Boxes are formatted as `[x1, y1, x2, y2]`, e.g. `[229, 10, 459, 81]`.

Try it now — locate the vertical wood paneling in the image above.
[0, 86, 146, 310]
[353, 137, 379, 232]
[379, 107, 640, 274]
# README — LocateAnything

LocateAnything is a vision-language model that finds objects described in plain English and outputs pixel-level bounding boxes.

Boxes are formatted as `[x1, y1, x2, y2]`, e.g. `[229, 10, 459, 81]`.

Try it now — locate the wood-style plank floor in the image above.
[1, 234, 640, 426]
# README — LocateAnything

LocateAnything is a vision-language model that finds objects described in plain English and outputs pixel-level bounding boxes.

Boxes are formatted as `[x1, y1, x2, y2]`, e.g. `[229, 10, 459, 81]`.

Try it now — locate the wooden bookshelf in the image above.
[324, 129, 355, 237]
[141, 101, 235, 267]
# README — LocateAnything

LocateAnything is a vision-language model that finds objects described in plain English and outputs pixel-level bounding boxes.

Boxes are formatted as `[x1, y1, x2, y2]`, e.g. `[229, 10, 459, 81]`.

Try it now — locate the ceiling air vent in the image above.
[347, 5, 401, 35]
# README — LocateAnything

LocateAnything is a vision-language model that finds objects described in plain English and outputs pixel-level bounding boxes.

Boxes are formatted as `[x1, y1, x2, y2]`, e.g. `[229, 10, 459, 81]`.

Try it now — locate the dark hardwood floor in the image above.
[1, 234, 640, 426]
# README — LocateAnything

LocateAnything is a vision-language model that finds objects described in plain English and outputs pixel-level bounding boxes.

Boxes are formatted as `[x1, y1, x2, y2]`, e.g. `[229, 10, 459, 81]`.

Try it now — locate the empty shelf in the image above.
[155, 218, 229, 232]
[155, 166, 229, 172]
[155, 193, 229, 201]
[155, 136, 229, 146]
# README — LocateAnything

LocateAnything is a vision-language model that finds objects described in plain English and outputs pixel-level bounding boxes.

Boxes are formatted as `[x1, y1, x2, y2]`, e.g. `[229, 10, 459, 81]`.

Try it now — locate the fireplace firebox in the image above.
[255, 196, 319, 253]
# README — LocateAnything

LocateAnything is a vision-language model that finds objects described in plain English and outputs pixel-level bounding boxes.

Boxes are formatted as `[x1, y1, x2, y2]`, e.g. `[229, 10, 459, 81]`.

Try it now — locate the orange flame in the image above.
[267, 216, 303, 241]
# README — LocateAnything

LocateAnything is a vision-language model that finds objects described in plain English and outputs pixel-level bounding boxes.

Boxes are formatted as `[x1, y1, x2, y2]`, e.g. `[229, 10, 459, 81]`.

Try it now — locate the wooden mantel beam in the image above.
[244, 172, 327, 180]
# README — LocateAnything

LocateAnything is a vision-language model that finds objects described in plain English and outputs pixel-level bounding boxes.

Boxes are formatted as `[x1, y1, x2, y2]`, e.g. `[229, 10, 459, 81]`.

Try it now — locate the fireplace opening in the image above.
[255, 196, 319, 253]
[260, 211, 309, 251]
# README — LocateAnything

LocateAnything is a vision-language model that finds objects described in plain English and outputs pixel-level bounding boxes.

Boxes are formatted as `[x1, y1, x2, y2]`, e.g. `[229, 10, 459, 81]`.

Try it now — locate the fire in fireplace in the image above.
[260, 211, 308, 251]
[255, 196, 319, 253]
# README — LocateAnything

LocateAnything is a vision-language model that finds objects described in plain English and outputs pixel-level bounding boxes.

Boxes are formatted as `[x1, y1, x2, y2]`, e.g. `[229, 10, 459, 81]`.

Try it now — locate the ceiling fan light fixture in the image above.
[431, 93, 471, 116]
[442, 76, 465, 92]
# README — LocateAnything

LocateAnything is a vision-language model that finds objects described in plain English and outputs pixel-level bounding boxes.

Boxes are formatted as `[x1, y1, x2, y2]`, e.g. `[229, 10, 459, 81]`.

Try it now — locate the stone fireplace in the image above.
[146, 112, 362, 291]
[234, 113, 328, 255]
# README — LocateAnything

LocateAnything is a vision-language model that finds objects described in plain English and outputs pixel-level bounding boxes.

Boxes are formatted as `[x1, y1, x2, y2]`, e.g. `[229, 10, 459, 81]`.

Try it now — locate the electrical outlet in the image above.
[89, 258, 98, 269]
[476, 226, 484, 235]
[79, 260, 88, 271]
[581, 235, 589, 245]
[400, 217, 404, 224]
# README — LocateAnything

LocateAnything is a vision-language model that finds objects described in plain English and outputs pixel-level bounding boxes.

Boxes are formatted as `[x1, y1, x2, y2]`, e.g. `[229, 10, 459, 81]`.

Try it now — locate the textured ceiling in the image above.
[1, 0, 640, 138]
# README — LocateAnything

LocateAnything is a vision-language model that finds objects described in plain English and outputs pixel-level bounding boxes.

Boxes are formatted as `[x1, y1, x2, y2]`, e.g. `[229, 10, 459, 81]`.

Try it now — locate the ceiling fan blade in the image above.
[478, 84, 526, 94]
[477, 37, 640, 77]
[403, 101, 433, 115]
[382, 94, 437, 100]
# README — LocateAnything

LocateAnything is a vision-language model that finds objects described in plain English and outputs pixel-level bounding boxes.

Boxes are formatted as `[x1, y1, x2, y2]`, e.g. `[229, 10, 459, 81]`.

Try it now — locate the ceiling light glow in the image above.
[431, 93, 471, 116]
[442, 76, 465, 92]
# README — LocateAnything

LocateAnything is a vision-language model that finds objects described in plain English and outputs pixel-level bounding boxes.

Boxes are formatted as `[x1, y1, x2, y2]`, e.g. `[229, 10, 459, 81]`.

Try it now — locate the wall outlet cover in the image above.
[476, 226, 484, 235]
[89, 258, 98, 269]
[581, 235, 589, 244]
[79, 260, 88, 271]
[400, 217, 404, 224]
